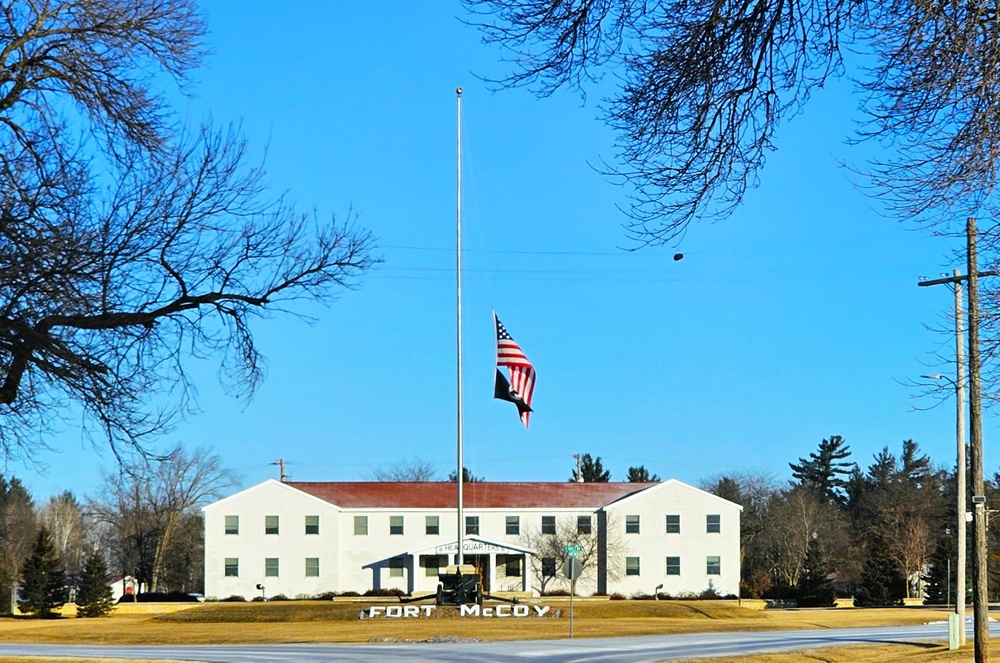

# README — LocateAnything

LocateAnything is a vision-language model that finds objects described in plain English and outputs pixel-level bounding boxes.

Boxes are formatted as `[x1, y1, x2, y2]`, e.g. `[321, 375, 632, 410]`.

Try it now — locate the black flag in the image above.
[494, 369, 532, 415]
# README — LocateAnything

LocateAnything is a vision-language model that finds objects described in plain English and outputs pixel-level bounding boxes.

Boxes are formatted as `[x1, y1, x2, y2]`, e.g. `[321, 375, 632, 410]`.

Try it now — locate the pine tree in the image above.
[789, 435, 855, 505]
[797, 537, 837, 607]
[18, 527, 66, 618]
[75, 550, 114, 618]
[854, 535, 906, 608]
[923, 533, 955, 606]
[570, 454, 610, 482]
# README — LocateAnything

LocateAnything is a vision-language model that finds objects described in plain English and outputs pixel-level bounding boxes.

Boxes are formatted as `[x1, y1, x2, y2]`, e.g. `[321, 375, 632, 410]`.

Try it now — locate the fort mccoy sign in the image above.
[362, 604, 557, 619]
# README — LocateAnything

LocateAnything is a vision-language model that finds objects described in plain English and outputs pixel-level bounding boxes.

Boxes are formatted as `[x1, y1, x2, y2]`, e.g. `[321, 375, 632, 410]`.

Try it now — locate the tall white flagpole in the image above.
[455, 87, 465, 567]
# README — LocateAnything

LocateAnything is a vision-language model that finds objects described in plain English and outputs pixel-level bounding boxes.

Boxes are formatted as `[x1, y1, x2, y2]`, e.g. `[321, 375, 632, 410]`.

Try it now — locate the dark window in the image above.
[666, 556, 680, 575]
[707, 556, 721, 575]
[305, 515, 319, 535]
[626, 556, 640, 576]
[707, 514, 721, 534]
[265, 515, 279, 535]
[506, 516, 520, 535]
[577, 515, 592, 534]
[390, 516, 404, 535]
[466, 515, 480, 535]
[505, 557, 521, 577]
[264, 558, 279, 577]
[541, 516, 556, 535]
[666, 514, 680, 534]
[625, 515, 640, 534]
[389, 556, 405, 577]
[542, 557, 556, 577]
[224, 558, 238, 577]
[426, 516, 440, 535]
[224, 515, 239, 535]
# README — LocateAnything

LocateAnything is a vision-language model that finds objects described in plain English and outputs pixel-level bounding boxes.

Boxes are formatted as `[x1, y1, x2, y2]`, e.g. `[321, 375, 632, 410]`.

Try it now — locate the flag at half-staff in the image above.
[494, 313, 536, 428]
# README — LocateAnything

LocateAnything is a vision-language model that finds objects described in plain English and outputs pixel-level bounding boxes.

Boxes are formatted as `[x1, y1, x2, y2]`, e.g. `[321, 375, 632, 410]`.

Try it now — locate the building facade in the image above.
[203, 479, 741, 600]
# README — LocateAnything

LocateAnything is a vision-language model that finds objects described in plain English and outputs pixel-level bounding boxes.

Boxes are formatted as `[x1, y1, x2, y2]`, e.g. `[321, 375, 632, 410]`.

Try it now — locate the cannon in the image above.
[398, 564, 519, 606]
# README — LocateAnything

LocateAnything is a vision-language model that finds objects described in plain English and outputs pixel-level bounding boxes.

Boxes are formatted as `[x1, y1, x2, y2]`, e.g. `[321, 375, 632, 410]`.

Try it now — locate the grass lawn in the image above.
[0, 600, 969, 662]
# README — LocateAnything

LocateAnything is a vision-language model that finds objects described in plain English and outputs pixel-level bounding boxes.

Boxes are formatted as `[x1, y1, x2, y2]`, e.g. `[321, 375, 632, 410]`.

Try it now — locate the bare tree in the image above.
[467, 1, 1000, 240]
[520, 514, 625, 595]
[88, 445, 238, 593]
[367, 458, 439, 482]
[0, 0, 378, 461]
[40, 491, 86, 584]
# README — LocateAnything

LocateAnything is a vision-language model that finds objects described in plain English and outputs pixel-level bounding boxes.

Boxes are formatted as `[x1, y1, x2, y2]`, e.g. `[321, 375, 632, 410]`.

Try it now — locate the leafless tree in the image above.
[40, 491, 86, 582]
[467, 0, 1000, 241]
[367, 458, 440, 482]
[0, 0, 378, 461]
[519, 514, 625, 595]
[88, 445, 238, 592]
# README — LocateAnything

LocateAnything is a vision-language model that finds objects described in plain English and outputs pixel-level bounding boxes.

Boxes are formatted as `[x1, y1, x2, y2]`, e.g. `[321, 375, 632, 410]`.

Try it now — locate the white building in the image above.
[203, 479, 741, 600]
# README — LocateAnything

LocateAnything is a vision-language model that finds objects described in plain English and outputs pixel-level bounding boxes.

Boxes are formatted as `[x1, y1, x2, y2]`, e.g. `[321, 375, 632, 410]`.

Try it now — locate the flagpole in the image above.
[455, 87, 465, 567]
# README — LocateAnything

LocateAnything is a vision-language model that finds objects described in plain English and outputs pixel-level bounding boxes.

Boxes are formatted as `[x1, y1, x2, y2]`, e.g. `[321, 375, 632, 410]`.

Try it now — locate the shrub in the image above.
[541, 589, 570, 597]
[609, 592, 627, 600]
[363, 588, 405, 597]
[132, 591, 200, 603]
[269, 594, 290, 601]
[220, 595, 246, 602]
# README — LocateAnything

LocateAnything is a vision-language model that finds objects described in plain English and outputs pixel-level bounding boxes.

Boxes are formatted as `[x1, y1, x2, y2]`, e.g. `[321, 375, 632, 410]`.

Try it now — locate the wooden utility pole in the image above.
[967, 217, 988, 663]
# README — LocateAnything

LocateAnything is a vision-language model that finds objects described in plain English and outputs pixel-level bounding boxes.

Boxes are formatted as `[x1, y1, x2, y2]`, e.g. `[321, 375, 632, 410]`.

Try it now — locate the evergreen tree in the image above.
[854, 535, 906, 608]
[75, 550, 114, 618]
[447, 467, 484, 483]
[626, 466, 660, 482]
[570, 454, 610, 482]
[18, 527, 66, 618]
[789, 435, 856, 506]
[797, 537, 837, 607]
[923, 533, 955, 606]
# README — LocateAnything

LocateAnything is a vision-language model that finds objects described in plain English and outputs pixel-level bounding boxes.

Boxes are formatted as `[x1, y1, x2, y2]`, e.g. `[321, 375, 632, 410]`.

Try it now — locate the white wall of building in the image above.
[203, 479, 742, 600]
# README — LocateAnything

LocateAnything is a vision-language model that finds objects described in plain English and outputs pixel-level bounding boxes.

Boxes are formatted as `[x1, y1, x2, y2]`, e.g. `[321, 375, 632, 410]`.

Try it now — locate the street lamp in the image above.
[923, 373, 967, 646]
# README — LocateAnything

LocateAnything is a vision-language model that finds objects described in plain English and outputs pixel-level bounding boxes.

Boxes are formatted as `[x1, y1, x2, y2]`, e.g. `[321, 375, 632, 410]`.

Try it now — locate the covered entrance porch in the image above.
[408, 536, 536, 596]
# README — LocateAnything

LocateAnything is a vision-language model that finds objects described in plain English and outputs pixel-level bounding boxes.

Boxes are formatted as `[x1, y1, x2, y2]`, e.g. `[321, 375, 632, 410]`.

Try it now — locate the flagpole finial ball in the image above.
[673, 253, 684, 261]
[456, 87, 463, 95]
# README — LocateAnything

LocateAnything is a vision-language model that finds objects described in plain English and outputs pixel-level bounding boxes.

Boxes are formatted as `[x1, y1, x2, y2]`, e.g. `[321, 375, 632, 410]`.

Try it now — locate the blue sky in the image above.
[16, 2, 984, 501]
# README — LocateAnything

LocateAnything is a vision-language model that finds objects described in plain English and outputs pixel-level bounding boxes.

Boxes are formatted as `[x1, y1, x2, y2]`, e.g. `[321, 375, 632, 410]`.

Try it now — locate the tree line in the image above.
[0, 446, 235, 617]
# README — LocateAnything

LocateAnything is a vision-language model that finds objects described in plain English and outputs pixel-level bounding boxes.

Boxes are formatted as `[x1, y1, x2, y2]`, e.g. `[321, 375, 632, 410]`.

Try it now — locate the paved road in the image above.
[0, 622, 975, 662]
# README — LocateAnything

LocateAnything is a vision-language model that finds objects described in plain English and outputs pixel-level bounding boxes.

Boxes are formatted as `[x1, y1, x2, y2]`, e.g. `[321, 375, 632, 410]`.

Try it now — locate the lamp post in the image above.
[924, 371, 967, 645]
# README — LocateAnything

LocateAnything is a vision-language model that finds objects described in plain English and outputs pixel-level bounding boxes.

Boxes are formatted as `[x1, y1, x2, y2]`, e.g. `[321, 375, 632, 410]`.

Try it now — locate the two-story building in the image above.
[203, 479, 741, 599]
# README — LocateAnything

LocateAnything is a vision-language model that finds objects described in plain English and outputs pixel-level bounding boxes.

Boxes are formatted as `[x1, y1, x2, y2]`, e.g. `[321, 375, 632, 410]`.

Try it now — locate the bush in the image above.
[130, 591, 200, 603]
[219, 595, 246, 602]
[609, 592, 627, 600]
[362, 588, 405, 597]
[540, 589, 570, 597]
[269, 594, 290, 601]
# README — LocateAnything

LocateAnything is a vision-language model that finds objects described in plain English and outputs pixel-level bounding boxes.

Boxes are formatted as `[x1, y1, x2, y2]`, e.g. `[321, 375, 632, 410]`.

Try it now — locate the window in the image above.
[626, 515, 640, 534]
[265, 515, 279, 535]
[504, 557, 521, 577]
[389, 556, 405, 578]
[506, 516, 520, 536]
[577, 515, 592, 535]
[224, 515, 239, 535]
[354, 515, 368, 536]
[666, 514, 681, 534]
[707, 556, 721, 575]
[224, 558, 239, 577]
[305, 515, 319, 535]
[424, 556, 442, 577]
[305, 557, 320, 577]
[466, 515, 479, 535]
[626, 556, 640, 576]
[426, 516, 440, 535]
[542, 557, 556, 577]
[264, 557, 279, 577]
[666, 556, 681, 575]
[541, 515, 556, 535]
[390, 515, 404, 535]
[707, 514, 721, 534]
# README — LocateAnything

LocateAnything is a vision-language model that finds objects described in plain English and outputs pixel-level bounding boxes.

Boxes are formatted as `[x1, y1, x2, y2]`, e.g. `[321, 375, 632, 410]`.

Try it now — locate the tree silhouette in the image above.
[626, 466, 660, 483]
[570, 454, 610, 482]
[18, 527, 66, 618]
[75, 550, 115, 618]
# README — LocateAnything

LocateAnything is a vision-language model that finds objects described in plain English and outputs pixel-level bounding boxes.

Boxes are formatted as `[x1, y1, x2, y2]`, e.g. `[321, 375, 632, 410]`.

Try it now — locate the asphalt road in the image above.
[0, 621, 979, 662]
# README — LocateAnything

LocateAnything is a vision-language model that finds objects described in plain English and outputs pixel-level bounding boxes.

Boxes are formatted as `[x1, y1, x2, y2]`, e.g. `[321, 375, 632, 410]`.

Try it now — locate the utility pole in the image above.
[918, 218, 999, 658]
[573, 454, 583, 483]
[967, 217, 988, 663]
[271, 458, 287, 482]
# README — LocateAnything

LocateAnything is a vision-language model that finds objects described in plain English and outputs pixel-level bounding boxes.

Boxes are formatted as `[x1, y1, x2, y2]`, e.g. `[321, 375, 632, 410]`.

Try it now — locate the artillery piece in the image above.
[398, 564, 519, 607]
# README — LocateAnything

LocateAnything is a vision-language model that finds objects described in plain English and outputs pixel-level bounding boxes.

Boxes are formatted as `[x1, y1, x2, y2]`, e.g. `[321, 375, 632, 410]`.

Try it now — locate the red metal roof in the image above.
[285, 481, 656, 509]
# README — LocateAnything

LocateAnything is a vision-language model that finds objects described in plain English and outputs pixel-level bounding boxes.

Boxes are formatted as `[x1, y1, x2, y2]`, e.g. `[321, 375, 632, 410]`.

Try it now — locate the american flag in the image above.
[495, 313, 536, 428]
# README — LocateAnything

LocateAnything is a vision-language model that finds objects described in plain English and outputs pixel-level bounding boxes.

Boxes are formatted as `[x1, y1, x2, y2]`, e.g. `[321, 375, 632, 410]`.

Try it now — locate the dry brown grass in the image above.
[0, 600, 953, 646]
[682, 642, 974, 663]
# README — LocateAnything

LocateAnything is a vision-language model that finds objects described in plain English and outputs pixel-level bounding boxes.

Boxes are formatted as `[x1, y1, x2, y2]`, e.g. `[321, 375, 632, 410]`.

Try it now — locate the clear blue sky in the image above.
[17, 2, 985, 501]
